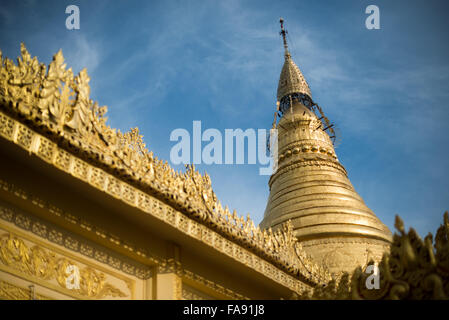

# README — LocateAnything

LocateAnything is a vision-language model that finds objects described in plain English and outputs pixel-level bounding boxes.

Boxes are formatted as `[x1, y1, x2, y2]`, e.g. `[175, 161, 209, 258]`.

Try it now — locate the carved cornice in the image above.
[0, 198, 249, 300]
[0, 171, 313, 295]
[182, 269, 249, 300]
[0, 44, 331, 286]
[0, 200, 153, 280]
[182, 286, 208, 300]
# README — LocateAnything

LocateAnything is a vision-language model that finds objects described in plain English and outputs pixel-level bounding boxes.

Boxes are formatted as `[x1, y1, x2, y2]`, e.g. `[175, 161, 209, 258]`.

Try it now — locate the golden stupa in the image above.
[0, 19, 447, 300]
[260, 19, 392, 274]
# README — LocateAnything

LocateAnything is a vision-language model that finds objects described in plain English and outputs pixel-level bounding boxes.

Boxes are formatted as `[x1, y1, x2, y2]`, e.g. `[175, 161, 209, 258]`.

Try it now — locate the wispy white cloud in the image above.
[64, 35, 101, 76]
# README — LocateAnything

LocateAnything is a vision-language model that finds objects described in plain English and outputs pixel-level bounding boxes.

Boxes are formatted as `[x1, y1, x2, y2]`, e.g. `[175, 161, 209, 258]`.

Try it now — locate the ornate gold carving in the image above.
[277, 142, 338, 164]
[295, 212, 449, 300]
[0, 231, 128, 299]
[182, 287, 207, 300]
[0, 202, 152, 281]
[0, 125, 327, 291]
[0, 39, 445, 301]
[351, 213, 449, 300]
[0, 280, 52, 300]
[174, 274, 182, 300]
[277, 52, 312, 100]
[1, 179, 307, 295]
[0, 45, 330, 287]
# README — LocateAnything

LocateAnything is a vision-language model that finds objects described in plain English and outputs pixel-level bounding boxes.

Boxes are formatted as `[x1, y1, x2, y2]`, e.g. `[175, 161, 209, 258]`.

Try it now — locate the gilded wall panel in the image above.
[0, 279, 52, 300]
[0, 223, 135, 299]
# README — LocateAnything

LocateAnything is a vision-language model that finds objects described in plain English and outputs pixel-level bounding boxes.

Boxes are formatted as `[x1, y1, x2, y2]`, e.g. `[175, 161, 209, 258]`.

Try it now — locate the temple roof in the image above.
[0, 43, 332, 287]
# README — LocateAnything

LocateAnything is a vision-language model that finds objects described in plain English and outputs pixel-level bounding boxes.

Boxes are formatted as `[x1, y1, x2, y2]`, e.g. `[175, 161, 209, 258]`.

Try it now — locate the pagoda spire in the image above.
[261, 19, 393, 274]
[276, 18, 312, 112]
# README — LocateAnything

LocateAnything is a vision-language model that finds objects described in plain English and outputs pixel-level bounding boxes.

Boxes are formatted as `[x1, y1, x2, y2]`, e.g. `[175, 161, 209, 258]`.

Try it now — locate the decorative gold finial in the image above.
[279, 17, 290, 58]
[276, 18, 313, 100]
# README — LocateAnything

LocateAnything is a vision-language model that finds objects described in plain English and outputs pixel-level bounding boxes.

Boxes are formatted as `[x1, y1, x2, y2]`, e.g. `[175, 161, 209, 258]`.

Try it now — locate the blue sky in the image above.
[1, 0, 448, 238]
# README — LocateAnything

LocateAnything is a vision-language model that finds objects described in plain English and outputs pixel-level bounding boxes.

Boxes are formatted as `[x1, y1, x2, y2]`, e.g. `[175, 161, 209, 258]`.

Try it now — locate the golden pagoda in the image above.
[0, 23, 447, 301]
[260, 19, 393, 274]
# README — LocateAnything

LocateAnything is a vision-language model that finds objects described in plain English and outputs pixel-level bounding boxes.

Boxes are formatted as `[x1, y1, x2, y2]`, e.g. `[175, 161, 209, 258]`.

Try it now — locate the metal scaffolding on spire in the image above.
[275, 18, 339, 145]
